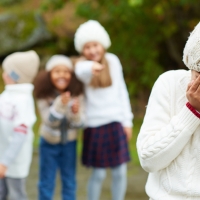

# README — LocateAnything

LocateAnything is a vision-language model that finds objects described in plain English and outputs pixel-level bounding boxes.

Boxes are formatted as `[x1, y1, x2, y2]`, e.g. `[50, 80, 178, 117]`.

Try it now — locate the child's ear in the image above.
[2, 72, 15, 85]
[2, 71, 7, 84]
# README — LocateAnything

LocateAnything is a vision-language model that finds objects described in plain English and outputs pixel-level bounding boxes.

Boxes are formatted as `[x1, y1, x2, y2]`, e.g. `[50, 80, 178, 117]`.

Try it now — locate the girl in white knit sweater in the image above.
[74, 20, 133, 200]
[137, 23, 200, 200]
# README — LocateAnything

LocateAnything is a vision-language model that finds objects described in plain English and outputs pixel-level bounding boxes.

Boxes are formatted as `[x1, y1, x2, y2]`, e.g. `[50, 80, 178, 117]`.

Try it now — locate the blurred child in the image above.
[33, 55, 83, 200]
[0, 51, 40, 200]
[74, 20, 133, 200]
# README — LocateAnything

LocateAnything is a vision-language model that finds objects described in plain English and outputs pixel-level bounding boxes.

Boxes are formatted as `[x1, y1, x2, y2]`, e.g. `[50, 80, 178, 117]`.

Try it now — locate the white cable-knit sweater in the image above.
[75, 53, 133, 128]
[137, 70, 200, 200]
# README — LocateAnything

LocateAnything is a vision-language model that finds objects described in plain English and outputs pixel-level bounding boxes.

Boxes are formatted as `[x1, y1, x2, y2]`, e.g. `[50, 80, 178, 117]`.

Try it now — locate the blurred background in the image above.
[0, 0, 199, 199]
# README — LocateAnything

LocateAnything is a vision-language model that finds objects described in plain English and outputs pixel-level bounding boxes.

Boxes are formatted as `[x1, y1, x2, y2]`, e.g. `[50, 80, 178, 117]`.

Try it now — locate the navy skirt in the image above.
[82, 122, 130, 168]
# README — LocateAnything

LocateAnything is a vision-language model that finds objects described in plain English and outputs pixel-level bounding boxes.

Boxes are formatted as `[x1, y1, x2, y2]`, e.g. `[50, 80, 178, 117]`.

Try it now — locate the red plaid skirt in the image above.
[82, 122, 130, 168]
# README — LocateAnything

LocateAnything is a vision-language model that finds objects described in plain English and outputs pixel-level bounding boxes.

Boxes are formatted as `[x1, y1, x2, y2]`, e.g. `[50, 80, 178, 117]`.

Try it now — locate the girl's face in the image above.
[82, 42, 105, 62]
[50, 65, 72, 92]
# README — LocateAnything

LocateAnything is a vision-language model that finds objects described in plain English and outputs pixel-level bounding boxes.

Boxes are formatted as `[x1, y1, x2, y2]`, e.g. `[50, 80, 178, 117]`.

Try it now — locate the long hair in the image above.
[33, 70, 83, 99]
[90, 56, 112, 88]
[73, 55, 112, 88]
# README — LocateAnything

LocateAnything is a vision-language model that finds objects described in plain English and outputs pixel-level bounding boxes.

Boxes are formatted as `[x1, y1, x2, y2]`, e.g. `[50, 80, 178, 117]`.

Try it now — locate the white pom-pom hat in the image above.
[183, 22, 200, 72]
[46, 55, 73, 71]
[74, 20, 111, 53]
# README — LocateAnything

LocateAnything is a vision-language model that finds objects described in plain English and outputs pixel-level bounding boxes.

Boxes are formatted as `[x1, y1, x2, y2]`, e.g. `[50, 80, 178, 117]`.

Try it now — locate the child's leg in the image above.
[6, 178, 27, 200]
[59, 141, 77, 200]
[88, 168, 106, 200]
[38, 138, 59, 200]
[111, 163, 127, 200]
[0, 178, 7, 200]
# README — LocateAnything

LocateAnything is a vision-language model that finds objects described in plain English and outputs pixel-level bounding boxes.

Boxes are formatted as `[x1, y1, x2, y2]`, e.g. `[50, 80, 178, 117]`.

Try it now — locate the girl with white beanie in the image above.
[137, 22, 200, 200]
[74, 20, 133, 200]
[0, 50, 40, 200]
[33, 55, 84, 200]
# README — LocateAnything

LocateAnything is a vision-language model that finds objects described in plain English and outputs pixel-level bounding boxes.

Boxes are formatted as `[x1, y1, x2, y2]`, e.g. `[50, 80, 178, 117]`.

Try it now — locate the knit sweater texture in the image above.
[137, 69, 200, 200]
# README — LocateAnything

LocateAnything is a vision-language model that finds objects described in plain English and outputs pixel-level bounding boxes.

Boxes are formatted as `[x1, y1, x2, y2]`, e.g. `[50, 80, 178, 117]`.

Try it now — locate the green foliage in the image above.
[128, 0, 143, 7]
[129, 118, 143, 164]
[0, 0, 24, 6]
[0, 12, 51, 56]
[0, 68, 4, 93]
[75, 0, 200, 98]
[40, 0, 70, 11]
[37, 0, 200, 99]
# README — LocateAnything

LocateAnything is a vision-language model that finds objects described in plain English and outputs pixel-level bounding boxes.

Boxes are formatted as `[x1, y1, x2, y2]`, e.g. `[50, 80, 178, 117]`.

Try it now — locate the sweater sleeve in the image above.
[137, 72, 200, 173]
[0, 125, 28, 167]
[37, 98, 64, 128]
[37, 97, 83, 128]
[75, 61, 94, 84]
[117, 57, 133, 127]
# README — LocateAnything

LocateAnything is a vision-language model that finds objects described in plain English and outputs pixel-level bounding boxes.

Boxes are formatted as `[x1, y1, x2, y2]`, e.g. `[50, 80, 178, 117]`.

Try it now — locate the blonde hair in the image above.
[90, 57, 112, 88]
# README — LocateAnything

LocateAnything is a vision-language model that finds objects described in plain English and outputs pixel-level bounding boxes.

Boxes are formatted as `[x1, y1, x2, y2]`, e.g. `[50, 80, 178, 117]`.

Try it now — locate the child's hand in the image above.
[0, 164, 7, 178]
[71, 98, 80, 114]
[92, 62, 104, 76]
[124, 127, 132, 141]
[61, 92, 71, 105]
[71, 98, 79, 114]
[187, 74, 200, 112]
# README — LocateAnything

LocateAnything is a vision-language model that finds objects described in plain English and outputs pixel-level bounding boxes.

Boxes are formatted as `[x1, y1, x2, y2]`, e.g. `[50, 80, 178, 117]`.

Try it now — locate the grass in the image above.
[0, 67, 143, 165]
[0, 68, 4, 92]
[130, 118, 143, 165]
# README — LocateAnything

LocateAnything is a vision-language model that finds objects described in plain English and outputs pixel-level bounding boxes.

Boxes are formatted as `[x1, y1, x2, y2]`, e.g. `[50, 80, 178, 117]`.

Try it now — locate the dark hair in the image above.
[33, 70, 83, 99]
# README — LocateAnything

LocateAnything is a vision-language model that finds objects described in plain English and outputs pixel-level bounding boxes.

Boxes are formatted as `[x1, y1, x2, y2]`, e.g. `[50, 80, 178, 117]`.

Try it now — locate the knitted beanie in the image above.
[46, 55, 73, 71]
[183, 22, 200, 72]
[74, 20, 111, 53]
[2, 50, 40, 83]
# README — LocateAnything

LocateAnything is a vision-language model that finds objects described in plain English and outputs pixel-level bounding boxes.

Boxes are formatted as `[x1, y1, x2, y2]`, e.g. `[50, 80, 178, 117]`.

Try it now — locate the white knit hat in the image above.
[74, 20, 111, 53]
[46, 55, 73, 71]
[183, 22, 200, 72]
[2, 50, 40, 83]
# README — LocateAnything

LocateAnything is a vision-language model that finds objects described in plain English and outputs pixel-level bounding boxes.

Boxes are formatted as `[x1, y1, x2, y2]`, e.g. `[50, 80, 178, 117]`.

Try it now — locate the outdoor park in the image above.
[0, 0, 200, 199]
